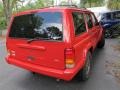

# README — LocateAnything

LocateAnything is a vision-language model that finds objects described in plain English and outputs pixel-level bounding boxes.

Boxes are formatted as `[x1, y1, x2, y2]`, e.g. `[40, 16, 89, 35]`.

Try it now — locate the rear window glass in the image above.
[9, 12, 63, 41]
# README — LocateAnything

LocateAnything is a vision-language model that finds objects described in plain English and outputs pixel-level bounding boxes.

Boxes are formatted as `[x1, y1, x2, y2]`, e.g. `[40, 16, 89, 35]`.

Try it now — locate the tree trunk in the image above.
[2, 0, 11, 26]
[89, 0, 91, 7]
[2, 0, 18, 26]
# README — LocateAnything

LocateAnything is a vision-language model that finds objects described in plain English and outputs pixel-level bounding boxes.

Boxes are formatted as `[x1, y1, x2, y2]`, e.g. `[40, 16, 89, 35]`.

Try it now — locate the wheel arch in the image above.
[83, 44, 93, 60]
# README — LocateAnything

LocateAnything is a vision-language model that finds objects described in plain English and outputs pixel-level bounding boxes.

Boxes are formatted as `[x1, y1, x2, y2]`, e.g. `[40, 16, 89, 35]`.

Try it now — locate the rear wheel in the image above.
[105, 29, 112, 38]
[76, 52, 91, 81]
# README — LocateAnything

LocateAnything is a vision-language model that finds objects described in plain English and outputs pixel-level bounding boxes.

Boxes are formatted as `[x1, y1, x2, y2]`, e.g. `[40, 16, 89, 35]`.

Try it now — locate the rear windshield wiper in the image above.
[27, 37, 49, 43]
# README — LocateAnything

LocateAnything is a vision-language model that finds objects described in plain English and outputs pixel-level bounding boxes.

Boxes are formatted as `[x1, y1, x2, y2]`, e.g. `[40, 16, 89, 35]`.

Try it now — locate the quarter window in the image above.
[91, 13, 98, 26]
[72, 12, 86, 36]
[85, 14, 93, 29]
[113, 11, 120, 20]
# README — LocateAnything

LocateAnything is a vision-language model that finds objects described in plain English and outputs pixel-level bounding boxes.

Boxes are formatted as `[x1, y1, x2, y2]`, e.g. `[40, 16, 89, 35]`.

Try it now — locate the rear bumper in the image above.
[5, 56, 83, 81]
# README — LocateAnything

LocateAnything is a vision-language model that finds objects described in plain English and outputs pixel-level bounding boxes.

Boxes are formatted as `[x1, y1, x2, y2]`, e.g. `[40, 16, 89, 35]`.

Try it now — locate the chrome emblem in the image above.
[27, 56, 34, 61]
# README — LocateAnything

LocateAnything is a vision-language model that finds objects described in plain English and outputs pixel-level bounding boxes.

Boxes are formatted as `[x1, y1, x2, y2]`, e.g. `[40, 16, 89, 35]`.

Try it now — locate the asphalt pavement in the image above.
[0, 39, 120, 90]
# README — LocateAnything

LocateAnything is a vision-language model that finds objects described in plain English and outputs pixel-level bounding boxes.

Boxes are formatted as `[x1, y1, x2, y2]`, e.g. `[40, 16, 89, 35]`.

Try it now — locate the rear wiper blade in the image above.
[27, 37, 49, 43]
[27, 37, 40, 43]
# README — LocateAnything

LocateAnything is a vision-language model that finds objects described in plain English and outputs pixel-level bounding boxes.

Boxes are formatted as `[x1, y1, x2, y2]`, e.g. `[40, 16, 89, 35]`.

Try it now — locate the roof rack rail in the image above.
[81, 7, 87, 9]
[49, 4, 78, 8]
[38, 5, 87, 10]
[58, 5, 78, 8]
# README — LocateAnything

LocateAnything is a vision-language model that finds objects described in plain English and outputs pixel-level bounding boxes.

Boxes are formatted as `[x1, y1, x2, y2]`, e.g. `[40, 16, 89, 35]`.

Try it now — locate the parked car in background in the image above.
[6, 5, 105, 81]
[100, 10, 120, 38]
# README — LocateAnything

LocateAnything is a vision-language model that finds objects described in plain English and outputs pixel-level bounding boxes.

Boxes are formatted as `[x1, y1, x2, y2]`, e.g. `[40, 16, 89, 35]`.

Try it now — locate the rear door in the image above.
[7, 11, 66, 70]
[91, 13, 102, 42]
[85, 13, 98, 47]
[72, 11, 90, 64]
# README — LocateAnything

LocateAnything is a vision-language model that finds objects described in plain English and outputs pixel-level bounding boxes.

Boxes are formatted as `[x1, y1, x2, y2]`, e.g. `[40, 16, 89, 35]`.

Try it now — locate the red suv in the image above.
[6, 6, 105, 81]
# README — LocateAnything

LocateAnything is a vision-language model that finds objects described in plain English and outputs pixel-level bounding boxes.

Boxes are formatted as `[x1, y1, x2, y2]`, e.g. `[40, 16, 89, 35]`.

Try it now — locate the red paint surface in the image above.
[6, 7, 104, 81]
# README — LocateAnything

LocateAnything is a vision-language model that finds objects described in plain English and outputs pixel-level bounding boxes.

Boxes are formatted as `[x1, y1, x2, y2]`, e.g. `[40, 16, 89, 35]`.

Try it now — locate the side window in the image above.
[113, 11, 120, 20]
[72, 12, 86, 36]
[85, 14, 93, 29]
[91, 13, 98, 26]
[106, 13, 111, 20]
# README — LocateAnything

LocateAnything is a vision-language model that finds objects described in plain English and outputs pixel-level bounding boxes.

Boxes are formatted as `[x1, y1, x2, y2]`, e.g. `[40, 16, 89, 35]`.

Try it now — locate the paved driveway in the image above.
[0, 39, 120, 90]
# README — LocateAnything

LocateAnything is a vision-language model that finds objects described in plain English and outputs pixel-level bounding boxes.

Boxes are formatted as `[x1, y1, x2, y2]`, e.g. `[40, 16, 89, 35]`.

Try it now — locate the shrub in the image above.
[0, 17, 7, 30]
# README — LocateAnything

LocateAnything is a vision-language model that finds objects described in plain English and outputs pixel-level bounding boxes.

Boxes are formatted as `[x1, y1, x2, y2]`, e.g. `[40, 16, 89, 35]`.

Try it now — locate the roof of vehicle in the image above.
[101, 10, 120, 14]
[13, 5, 92, 17]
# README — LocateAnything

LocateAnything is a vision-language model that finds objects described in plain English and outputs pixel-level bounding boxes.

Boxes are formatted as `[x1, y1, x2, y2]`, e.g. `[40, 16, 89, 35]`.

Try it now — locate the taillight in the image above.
[7, 49, 15, 56]
[65, 48, 75, 69]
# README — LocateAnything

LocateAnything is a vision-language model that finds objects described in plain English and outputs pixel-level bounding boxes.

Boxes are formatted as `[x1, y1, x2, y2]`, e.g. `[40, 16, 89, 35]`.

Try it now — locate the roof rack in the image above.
[49, 4, 78, 8]
[81, 7, 87, 9]
[39, 5, 87, 10]
[57, 5, 78, 8]
[50, 5, 88, 10]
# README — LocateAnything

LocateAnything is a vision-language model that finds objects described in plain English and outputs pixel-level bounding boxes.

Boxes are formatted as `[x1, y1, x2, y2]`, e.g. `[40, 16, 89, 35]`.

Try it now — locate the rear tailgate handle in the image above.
[17, 44, 46, 51]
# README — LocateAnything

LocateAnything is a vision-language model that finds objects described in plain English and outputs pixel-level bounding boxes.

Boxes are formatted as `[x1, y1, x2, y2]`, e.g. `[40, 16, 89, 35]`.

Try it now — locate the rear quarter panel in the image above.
[68, 10, 94, 74]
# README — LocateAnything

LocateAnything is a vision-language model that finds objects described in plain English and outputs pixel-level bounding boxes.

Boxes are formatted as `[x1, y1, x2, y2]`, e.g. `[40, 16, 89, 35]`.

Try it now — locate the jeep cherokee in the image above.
[6, 6, 105, 81]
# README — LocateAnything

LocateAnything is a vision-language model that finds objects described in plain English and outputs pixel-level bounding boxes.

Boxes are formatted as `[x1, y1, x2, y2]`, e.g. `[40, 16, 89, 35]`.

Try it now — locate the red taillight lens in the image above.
[7, 49, 15, 56]
[65, 48, 75, 68]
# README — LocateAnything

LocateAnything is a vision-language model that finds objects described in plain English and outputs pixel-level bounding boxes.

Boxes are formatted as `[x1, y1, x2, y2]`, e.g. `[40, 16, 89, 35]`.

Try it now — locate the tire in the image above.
[105, 29, 112, 38]
[76, 52, 91, 81]
[97, 35, 105, 48]
[31, 72, 36, 75]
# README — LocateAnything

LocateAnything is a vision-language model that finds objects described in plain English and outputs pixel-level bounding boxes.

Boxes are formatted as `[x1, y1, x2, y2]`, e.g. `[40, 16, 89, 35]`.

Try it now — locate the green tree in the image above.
[60, 0, 77, 6]
[0, 0, 54, 29]
[19, 0, 54, 11]
[1, 0, 25, 25]
[0, 3, 6, 30]
[80, 0, 104, 8]
[0, 3, 4, 17]
[60, 1, 68, 5]
[107, 0, 120, 10]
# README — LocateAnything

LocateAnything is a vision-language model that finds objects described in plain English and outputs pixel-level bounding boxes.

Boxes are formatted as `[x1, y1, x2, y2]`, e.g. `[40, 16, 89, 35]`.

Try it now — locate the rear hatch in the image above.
[7, 11, 66, 70]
